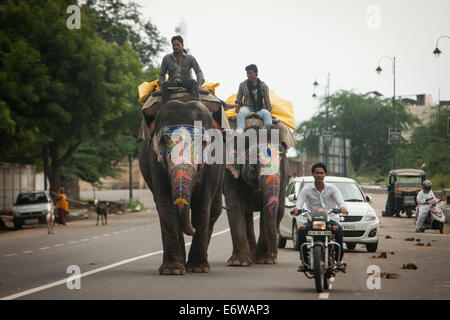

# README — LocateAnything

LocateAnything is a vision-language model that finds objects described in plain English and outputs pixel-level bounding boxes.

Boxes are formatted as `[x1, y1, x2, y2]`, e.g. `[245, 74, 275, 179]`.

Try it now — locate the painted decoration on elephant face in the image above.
[255, 144, 281, 214]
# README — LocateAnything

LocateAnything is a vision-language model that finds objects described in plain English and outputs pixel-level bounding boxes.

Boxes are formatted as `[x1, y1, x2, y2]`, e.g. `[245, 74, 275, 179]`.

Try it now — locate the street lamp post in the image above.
[376, 56, 397, 169]
[433, 35, 450, 57]
[313, 72, 331, 166]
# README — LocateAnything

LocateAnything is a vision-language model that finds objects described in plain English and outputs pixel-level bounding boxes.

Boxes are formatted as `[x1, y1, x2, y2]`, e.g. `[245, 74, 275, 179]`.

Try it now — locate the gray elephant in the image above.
[139, 100, 224, 275]
[224, 124, 288, 266]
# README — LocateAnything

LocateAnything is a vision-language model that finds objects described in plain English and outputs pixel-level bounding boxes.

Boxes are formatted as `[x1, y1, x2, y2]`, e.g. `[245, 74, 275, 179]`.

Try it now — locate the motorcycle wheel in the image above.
[313, 245, 325, 293]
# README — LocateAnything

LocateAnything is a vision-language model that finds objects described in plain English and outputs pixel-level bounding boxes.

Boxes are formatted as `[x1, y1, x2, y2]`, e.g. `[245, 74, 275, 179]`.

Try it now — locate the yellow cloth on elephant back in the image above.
[138, 79, 161, 106]
[138, 80, 221, 106]
[225, 90, 296, 130]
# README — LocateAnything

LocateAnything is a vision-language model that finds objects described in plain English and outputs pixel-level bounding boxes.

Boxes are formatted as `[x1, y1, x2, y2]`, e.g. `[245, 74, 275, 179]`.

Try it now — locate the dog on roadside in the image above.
[46, 210, 55, 234]
[95, 199, 109, 226]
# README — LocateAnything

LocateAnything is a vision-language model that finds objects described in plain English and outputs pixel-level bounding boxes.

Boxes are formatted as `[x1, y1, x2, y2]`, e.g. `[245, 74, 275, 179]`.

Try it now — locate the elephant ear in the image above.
[152, 134, 163, 162]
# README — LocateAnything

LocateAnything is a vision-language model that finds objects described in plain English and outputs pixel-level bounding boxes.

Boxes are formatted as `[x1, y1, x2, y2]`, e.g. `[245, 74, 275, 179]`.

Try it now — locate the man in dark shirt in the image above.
[234, 64, 272, 133]
[158, 35, 205, 106]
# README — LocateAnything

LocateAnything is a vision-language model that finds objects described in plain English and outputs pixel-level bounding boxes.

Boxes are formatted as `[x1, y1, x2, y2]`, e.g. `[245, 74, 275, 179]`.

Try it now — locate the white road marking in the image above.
[92, 236, 100, 239]
[39, 247, 50, 251]
[81, 239, 89, 242]
[54, 244, 64, 247]
[102, 234, 110, 237]
[69, 241, 78, 244]
[0, 221, 244, 300]
[22, 250, 33, 254]
[113, 232, 120, 234]
[3, 253, 18, 257]
[318, 277, 334, 299]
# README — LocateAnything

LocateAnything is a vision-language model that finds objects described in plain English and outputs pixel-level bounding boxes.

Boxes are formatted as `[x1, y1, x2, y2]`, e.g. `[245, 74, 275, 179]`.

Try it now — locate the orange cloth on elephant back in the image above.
[56, 192, 69, 212]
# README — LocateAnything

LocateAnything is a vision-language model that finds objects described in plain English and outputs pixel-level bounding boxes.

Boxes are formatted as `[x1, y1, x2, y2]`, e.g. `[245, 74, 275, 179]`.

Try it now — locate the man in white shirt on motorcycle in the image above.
[292, 162, 348, 272]
[415, 180, 435, 233]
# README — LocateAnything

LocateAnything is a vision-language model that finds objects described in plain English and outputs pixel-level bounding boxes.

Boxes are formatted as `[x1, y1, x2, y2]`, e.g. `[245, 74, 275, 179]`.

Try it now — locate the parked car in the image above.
[278, 176, 379, 252]
[13, 191, 54, 229]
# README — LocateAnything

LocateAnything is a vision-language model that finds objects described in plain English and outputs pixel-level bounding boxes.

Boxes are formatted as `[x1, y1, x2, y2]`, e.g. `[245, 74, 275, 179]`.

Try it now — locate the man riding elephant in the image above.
[139, 99, 224, 275]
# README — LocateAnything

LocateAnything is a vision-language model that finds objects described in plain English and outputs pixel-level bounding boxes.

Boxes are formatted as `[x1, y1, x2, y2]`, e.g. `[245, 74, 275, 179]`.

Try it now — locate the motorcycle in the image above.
[292, 208, 346, 293]
[416, 198, 445, 234]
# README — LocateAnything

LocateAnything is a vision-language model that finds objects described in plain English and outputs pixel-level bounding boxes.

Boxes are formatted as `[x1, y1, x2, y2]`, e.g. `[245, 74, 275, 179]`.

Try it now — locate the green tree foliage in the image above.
[295, 91, 417, 176]
[0, 0, 147, 192]
[83, 0, 167, 68]
[398, 107, 450, 187]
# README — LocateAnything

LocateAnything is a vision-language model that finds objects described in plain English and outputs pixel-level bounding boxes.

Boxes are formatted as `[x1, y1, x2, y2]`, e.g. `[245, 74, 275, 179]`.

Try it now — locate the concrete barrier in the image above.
[360, 185, 387, 194]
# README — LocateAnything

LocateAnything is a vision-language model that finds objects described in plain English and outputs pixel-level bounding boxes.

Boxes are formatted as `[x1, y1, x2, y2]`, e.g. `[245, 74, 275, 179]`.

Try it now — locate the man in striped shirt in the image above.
[234, 64, 273, 133]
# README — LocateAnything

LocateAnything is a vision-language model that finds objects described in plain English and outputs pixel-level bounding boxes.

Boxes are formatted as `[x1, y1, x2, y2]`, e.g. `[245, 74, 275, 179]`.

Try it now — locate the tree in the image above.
[83, 0, 167, 68]
[295, 91, 417, 176]
[398, 107, 450, 187]
[0, 0, 144, 193]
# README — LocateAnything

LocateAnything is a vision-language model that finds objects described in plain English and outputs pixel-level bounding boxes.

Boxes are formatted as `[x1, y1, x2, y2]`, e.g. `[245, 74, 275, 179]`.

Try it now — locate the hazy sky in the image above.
[135, 0, 450, 124]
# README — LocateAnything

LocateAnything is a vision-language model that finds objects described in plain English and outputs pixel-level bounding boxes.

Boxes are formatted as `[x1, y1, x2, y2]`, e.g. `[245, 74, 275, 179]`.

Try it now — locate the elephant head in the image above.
[153, 100, 213, 236]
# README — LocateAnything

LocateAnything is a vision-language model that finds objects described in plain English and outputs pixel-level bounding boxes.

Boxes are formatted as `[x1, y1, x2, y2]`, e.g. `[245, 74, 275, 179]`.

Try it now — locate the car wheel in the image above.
[366, 242, 378, 253]
[277, 231, 286, 248]
[292, 223, 300, 251]
[346, 243, 356, 250]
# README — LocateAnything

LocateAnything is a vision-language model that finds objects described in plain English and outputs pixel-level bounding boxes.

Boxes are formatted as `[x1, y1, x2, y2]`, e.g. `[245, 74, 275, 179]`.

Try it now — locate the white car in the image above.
[278, 176, 379, 252]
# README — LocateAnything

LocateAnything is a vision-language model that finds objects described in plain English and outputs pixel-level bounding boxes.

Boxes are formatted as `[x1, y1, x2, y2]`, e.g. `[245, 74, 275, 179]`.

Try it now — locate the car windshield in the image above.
[16, 193, 48, 205]
[302, 181, 365, 202]
[396, 175, 422, 186]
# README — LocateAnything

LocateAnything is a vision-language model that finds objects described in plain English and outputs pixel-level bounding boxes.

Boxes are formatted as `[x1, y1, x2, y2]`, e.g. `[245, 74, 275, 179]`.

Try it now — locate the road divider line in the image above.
[54, 244, 64, 247]
[0, 220, 240, 300]
[3, 253, 18, 257]
[39, 247, 50, 251]
[22, 250, 33, 254]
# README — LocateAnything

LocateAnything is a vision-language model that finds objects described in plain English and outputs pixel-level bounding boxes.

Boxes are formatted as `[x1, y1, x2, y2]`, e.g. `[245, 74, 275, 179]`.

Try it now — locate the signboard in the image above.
[319, 135, 351, 176]
[388, 128, 402, 145]
[322, 131, 333, 146]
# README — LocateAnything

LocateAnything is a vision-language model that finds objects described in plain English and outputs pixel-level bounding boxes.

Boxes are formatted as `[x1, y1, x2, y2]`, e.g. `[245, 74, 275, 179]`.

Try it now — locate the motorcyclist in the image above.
[415, 180, 435, 233]
[292, 162, 348, 272]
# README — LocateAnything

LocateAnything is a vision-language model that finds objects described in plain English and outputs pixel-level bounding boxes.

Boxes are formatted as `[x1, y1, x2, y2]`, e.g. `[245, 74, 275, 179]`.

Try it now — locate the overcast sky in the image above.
[135, 0, 450, 124]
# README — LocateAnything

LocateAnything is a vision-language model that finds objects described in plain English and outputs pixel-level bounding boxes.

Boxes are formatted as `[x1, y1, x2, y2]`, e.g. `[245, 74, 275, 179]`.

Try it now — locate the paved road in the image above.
[0, 191, 449, 300]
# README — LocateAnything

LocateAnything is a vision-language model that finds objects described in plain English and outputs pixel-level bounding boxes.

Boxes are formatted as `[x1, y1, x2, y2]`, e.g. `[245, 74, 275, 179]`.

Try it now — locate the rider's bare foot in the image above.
[297, 265, 307, 272]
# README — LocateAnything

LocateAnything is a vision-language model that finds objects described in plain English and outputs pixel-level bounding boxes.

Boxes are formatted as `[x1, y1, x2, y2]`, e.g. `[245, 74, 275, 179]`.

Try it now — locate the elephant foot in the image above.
[186, 262, 210, 273]
[159, 262, 186, 275]
[255, 255, 278, 264]
[227, 253, 253, 267]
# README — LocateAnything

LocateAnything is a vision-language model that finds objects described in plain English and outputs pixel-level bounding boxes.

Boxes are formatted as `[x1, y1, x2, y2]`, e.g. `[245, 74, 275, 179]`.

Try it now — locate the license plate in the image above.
[342, 224, 356, 230]
[308, 231, 332, 236]
[25, 219, 39, 225]
[404, 196, 415, 204]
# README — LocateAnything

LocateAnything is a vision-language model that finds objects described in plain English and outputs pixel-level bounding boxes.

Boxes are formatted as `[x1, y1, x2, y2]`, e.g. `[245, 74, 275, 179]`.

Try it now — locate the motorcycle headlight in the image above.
[312, 221, 327, 230]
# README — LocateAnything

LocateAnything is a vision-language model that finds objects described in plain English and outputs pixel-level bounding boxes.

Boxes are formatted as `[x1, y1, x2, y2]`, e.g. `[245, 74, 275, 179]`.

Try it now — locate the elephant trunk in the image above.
[170, 164, 196, 236]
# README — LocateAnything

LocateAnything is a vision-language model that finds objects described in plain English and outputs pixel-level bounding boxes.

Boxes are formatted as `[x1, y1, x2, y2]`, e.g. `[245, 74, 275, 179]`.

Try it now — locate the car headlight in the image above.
[365, 212, 377, 222]
[312, 221, 327, 230]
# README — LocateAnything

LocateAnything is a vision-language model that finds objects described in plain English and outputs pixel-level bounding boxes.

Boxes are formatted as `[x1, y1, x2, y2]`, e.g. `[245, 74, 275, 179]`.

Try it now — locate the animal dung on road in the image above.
[401, 263, 418, 270]
[385, 235, 393, 239]
[379, 272, 400, 279]
[415, 243, 425, 246]
[405, 237, 415, 241]
[371, 252, 387, 259]
[415, 239, 421, 242]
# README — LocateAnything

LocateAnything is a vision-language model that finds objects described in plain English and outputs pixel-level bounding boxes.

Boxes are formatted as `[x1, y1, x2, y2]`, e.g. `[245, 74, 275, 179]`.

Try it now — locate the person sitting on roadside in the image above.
[234, 64, 272, 134]
[158, 35, 205, 106]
